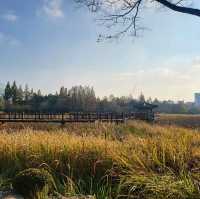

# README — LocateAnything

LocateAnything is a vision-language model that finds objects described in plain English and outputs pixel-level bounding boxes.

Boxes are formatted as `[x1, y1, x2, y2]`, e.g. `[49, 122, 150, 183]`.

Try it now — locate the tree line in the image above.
[0, 81, 138, 113]
[0, 81, 199, 114]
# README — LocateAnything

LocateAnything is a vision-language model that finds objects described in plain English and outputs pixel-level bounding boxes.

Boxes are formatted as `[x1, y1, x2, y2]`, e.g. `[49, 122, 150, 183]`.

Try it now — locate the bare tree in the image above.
[75, 0, 200, 39]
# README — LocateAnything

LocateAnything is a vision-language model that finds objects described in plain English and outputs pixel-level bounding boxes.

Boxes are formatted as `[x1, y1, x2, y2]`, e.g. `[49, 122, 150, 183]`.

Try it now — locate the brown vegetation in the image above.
[157, 113, 200, 128]
[0, 121, 200, 198]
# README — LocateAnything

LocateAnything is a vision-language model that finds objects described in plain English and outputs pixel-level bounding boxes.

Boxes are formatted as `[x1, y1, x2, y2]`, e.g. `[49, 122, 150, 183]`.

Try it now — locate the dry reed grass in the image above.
[0, 121, 200, 198]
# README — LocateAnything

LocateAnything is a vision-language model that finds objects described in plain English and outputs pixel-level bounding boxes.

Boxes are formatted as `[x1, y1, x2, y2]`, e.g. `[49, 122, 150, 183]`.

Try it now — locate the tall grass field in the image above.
[0, 120, 200, 198]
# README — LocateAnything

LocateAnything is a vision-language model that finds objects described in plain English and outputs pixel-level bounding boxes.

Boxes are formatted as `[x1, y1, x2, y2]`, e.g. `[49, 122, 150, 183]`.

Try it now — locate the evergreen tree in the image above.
[11, 81, 18, 103]
[17, 85, 24, 103]
[24, 84, 30, 102]
[4, 82, 12, 101]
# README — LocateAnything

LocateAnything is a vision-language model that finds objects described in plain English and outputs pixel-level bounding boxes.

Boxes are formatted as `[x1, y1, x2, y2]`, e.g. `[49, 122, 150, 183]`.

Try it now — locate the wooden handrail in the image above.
[0, 111, 155, 123]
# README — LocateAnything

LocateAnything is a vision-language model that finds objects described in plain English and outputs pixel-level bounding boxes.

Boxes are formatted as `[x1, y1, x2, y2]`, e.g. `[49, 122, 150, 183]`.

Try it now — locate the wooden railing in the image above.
[0, 112, 154, 124]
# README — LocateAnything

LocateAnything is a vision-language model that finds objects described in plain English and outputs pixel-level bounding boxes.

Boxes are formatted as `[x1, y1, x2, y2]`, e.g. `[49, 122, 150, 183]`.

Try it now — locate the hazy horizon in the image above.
[1, 0, 200, 101]
[0, 81, 197, 103]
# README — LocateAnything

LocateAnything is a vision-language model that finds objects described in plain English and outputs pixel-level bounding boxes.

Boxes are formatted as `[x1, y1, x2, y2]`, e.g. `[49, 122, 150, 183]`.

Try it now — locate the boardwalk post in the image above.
[89, 113, 91, 122]
[122, 112, 124, 123]
[62, 113, 64, 123]
[61, 113, 65, 125]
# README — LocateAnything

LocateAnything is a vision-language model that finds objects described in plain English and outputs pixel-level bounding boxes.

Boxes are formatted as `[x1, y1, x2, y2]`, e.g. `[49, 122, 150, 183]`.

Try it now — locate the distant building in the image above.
[194, 93, 200, 106]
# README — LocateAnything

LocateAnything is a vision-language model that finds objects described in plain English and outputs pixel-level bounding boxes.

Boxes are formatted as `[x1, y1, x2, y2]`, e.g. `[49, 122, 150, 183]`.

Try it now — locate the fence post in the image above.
[62, 113, 64, 122]
[89, 113, 91, 121]
[122, 113, 124, 122]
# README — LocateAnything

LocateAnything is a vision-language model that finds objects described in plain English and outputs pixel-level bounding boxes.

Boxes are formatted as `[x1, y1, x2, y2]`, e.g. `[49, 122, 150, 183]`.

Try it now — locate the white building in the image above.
[194, 93, 200, 106]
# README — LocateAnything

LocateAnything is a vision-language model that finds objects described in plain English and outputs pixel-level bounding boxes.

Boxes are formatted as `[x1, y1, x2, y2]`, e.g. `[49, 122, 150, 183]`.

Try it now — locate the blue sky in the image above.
[1, 0, 200, 101]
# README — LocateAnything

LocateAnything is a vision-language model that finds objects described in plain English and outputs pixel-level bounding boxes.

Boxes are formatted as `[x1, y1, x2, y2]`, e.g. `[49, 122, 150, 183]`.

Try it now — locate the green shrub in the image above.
[12, 168, 54, 199]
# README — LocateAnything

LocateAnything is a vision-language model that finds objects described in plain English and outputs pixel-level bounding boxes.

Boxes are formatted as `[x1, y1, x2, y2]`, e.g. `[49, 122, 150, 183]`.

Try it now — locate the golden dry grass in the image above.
[0, 121, 200, 198]
[157, 113, 200, 128]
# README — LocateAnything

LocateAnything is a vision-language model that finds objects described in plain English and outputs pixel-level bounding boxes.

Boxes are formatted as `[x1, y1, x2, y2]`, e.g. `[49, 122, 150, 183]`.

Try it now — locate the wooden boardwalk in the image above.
[0, 112, 154, 124]
[0, 112, 126, 124]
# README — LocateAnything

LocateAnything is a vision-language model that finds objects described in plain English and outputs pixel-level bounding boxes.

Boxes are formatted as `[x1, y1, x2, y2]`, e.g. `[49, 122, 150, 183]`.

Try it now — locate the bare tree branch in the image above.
[75, 0, 200, 39]
[155, 0, 200, 17]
